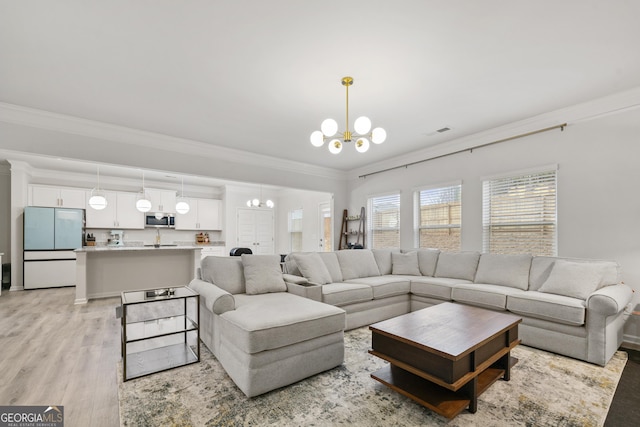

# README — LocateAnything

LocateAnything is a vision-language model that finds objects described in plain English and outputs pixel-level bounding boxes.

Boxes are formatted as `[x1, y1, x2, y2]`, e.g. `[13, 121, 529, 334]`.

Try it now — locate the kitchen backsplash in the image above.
[86, 229, 223, 246]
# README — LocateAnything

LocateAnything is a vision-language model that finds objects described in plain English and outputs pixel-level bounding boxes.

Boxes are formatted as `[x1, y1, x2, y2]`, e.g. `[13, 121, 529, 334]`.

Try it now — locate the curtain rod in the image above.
[358, 123, 567, 179]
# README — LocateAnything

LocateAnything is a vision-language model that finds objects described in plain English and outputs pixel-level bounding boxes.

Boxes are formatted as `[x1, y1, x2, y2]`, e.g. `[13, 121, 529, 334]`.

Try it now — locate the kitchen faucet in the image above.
[156, 228, 161, 245]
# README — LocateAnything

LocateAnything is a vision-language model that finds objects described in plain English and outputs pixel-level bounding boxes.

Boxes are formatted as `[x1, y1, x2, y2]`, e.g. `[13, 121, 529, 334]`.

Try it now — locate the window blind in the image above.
[368, 193, 400, 249]
[416, 184, 461, 251]
[482, 170, 557, 256]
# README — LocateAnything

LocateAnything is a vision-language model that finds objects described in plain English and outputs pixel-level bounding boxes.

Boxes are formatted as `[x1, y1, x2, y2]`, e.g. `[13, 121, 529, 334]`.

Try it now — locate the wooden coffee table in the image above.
[369, 302, 521, 419]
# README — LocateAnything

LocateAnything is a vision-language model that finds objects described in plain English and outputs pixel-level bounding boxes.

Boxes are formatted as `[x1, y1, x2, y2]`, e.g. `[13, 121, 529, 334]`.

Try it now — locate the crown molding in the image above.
[350, 86, 640, 179]
[0, 102, 348, 181]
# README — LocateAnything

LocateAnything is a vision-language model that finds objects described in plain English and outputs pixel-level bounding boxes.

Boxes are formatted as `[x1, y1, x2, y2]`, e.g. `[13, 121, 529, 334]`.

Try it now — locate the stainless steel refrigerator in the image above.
[23, 206, 84, 289]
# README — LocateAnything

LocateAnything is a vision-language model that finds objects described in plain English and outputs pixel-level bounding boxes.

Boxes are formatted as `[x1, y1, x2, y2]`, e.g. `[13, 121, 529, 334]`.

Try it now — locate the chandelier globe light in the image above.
[310, 76, 386, 154]
[88, 166, 108, 210]
[246, 186, 274, 208]
[136, 171, 152, 213]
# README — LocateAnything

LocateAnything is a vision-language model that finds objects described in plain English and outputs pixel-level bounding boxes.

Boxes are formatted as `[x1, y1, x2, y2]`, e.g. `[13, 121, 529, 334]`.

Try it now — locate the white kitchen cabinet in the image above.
[85, 191, 144, 229]
[146, 189, 177, 213]
[175, 198, 221, 230]
[29, 185, 86, 209]
[200, 246, 226, 259]
[115, 192, 145, 229]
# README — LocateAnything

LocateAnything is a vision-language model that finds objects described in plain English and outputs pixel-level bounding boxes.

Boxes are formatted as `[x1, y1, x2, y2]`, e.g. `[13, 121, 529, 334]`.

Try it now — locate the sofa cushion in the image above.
[435, 251, 480, 281]
[451, 284, 527, 310]
[201, 256, 246, 294]
[322, 282, 373, 306]
[220, 292, 346, 354]
[410, 277, 472, 301]
[372, 249, 399, 275]
[336, 250, 381, 280]
[417, 249, 440, 277]
[283, 253, 303, 276]
[392, 252, 421, 276]
[507, 291, 586, 326]
[291, 252, 333, 285]
[537, 260, 611, 300]
[346, 276, 411, 299]
[318, 252, 344, 283]
[474, 253, 532, 290]
[241, 254, 287, 295]
[529, 257, 620, 291]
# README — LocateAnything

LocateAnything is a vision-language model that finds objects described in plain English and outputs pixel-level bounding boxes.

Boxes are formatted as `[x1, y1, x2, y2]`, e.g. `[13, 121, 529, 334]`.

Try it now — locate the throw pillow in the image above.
[201, 256, 246, 294]
[291, 252, 333, 284]
[241, 254, 287, 295]
[538, 260, 606, 300]
[392, 252, 421, 276]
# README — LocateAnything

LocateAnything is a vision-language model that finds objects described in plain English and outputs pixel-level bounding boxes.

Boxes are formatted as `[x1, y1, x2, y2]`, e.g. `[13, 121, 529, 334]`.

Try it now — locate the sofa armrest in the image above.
[283, 273, 308, 285]
[188, 278, 235, 315]
[587, 283, 633, 316]
[286, 281, 323, 302]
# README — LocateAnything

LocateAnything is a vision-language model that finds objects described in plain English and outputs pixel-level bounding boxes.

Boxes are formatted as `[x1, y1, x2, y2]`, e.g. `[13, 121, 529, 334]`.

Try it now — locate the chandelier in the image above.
[310, 76, 386, 154]
[246, 186, 274, 208]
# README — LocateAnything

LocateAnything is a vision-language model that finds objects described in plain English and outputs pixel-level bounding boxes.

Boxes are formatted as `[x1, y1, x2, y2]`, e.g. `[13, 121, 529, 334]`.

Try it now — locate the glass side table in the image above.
[120, 286, 200, 381]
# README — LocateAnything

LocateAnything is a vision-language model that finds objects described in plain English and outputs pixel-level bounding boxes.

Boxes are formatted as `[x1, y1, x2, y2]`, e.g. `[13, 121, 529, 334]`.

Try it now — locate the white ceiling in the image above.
[1, 0, 640, 173]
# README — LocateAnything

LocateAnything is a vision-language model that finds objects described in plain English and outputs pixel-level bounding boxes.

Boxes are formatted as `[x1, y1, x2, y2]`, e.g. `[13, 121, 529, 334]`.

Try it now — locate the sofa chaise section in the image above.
[190, 255, 346, 397]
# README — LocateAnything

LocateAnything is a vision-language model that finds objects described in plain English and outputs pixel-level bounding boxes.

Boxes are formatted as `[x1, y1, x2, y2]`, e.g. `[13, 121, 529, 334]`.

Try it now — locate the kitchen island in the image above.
[74, 246, 203, 304]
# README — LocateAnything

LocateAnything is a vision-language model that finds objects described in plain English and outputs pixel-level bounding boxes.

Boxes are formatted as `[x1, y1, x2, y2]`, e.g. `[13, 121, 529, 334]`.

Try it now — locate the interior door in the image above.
[318, 202, 332, 252]
[254, 209, 274, 254]
[237, 208, 257, 250]
[236, 208, 274, 254]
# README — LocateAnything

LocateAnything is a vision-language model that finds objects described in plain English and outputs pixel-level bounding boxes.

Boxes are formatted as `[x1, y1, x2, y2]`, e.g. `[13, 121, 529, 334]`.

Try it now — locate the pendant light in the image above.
[175, 177, 190, 214]
[88, 166, 108, 210]
[135, 171, 152, 213]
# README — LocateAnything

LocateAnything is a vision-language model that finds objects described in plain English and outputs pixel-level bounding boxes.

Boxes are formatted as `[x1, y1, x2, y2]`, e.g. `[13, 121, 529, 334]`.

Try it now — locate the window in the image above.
[482, 168, 557, 256]
[415, 184, 461, 251]
[288, 208, 303, 252]
[368, 193, 400, 249]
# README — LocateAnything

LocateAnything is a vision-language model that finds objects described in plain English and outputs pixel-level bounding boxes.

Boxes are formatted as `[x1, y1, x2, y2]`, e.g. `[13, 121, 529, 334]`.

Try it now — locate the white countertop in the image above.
[76, 245, 205, 253]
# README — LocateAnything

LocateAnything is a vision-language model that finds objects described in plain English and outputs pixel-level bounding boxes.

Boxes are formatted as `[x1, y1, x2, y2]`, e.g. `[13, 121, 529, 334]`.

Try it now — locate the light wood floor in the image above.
[0, 287, 121, 427]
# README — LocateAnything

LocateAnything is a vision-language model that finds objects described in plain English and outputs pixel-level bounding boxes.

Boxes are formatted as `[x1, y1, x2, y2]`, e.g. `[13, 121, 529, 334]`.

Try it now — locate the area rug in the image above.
[118, 327, 627, 427]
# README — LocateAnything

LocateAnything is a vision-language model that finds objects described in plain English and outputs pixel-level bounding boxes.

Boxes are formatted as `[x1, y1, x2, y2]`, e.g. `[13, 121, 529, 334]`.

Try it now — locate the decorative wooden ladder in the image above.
[339, 207, 365, 250]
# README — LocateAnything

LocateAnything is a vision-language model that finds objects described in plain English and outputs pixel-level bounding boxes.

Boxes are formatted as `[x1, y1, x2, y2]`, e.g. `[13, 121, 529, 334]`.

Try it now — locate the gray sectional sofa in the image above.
[283, 249, 632, 367]
[189, 249, 632, 397]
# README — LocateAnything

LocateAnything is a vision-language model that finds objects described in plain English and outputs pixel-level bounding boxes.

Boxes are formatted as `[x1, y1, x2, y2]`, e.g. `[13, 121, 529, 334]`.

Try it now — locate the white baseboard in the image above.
[622, 333, 640, 349]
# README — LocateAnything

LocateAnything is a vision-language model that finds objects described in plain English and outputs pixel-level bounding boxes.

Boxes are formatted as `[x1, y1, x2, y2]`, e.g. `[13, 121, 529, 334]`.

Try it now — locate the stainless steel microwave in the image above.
[145, 214, 175, 228]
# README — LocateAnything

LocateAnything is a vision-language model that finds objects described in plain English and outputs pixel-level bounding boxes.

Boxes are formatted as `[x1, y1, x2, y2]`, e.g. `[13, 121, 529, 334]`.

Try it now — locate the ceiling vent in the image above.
[436, 127, 451, 133]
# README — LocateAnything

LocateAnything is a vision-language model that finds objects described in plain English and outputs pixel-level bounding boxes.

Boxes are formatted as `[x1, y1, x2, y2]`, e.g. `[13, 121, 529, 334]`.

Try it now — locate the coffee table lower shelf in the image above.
[371, 357, 518, 419]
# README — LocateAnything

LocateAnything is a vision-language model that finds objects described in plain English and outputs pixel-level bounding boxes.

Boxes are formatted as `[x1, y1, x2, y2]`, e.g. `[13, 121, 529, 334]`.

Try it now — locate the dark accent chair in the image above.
[229, 247, 253, 256]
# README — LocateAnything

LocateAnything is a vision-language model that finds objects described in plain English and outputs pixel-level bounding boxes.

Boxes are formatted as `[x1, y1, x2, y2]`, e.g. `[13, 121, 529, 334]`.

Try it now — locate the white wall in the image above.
[276, 189, 333, 254]
[347, 107, 640, 344]
[0, 164, 10, 258]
